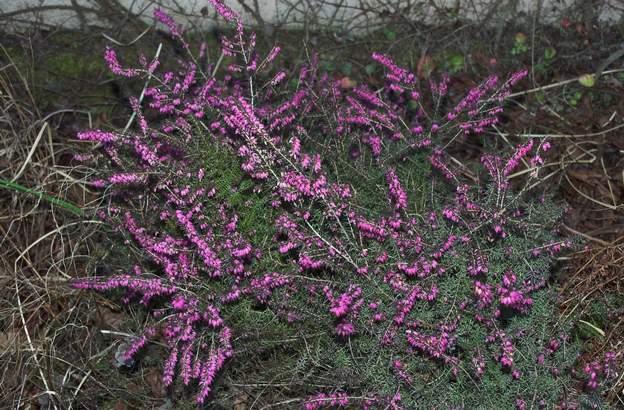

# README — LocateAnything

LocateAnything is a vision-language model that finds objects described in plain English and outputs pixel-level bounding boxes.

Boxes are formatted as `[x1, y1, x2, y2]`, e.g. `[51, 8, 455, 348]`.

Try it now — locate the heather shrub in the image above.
[73, 3, 618, 408]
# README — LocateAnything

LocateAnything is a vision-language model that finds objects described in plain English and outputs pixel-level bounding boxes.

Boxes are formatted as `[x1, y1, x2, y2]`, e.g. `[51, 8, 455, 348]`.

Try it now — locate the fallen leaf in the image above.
[231, 386, 249, 410]
[99, 307, 124, 329]
[147, 368, 166, 397]
[113, 402, 129, 410]
[340, 77, 357, 89]
[114, 342, 134, 368]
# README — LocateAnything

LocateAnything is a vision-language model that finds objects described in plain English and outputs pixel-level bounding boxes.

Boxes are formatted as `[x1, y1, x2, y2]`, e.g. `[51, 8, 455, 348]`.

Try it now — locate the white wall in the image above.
[1, 0, 622, 34]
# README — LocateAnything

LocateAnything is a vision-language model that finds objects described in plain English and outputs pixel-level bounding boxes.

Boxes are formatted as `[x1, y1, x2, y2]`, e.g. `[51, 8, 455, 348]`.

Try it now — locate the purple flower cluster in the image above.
[323, 285, 363, 337]
[405, 319, 458, 361]
[503, 139, 534, 176]
[108, 173, 146, 185]
[104, 47, 140, 78]
[73, 5, 597, 407]
[583, 352, 619, 391]
[77, 129, 119, 143]
[386, 168, 408, 211]
[371, 52, 415, 85]
[497, 269, 533, 312]
[304, 392, 349, 410]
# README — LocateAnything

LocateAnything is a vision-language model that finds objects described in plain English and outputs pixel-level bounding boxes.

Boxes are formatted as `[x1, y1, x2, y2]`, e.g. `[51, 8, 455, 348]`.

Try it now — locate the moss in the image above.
[47, 51, 106, 79]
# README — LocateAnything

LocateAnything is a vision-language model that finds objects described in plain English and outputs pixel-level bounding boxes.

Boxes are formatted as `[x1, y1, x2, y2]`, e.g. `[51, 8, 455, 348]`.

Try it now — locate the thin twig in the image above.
[561, 223, 610, 247]
[502, 68, 624, 100]
[11, 122, 47, 182]
[123, 43, 163, 133]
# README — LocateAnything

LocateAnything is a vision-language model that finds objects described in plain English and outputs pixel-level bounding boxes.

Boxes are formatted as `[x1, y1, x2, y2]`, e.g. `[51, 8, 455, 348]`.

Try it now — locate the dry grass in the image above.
[0, 44, 108, 409]
[559, 239, 624, 406]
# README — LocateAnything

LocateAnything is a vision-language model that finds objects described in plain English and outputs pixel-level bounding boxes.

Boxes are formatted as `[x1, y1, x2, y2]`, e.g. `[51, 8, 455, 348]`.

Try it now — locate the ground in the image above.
[1, 9, 623, 409]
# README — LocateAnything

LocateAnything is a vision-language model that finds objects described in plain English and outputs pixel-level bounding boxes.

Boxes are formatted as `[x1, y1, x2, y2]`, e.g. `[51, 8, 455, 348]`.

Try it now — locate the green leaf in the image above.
[568, 90, 582, 106]
[535, 91, 545, 103]
[578, 74, 596, 87]
[544, 47, 557, 60]
[579, 320, 605, 337]
[383, 28, 397, 42]
[364, 64, 376, 75]
[448, 53, 464, 72]
[0, 178, 83, 216]
[341, 62, 353, 76]
[322, 60, 336, 72]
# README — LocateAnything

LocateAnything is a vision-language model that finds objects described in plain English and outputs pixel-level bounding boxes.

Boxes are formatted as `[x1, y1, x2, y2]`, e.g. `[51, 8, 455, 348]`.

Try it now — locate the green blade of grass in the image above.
[578, 319, 606, 337]
[0, 178, 83, 217]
